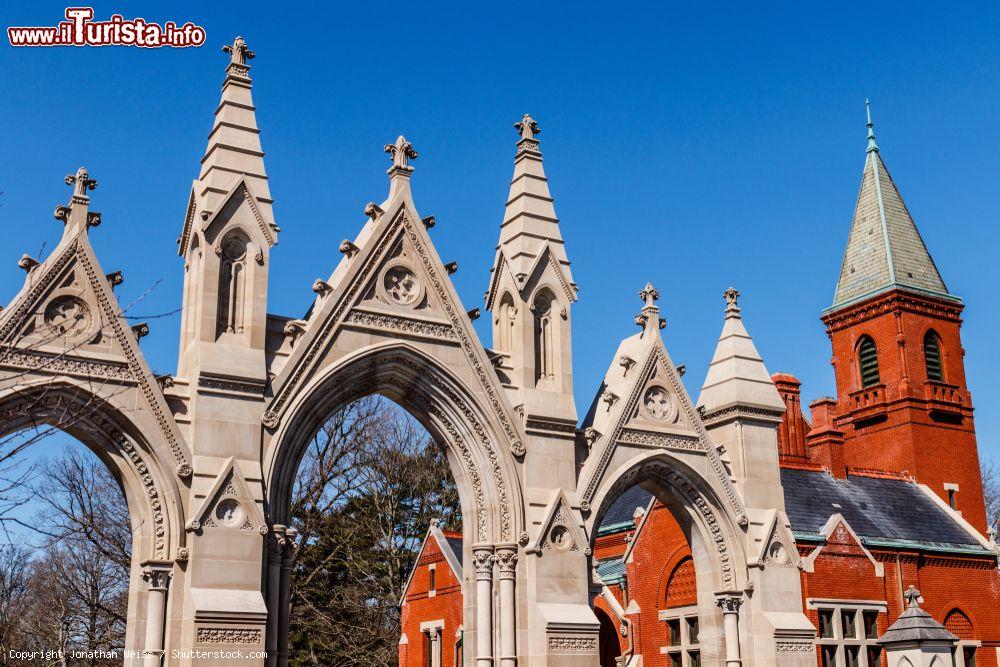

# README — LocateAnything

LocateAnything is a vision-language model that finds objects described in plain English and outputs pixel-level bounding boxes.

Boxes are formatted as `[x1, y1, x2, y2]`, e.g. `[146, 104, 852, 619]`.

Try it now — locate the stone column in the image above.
[495, 544, 518, 667]
[277, 527, 298, 667]
[472, 545, 496, 667]
[266, 526, 285, 667]
[140, 562, 172, 667]
[715, 592, 743, 667]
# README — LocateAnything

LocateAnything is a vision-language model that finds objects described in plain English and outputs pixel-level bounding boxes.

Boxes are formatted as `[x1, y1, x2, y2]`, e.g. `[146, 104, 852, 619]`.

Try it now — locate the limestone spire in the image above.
[485, 114, 577, 308]
[697, 288, 785, 416]
[178, 35, 276, 257]
[830, 102, 953, 309]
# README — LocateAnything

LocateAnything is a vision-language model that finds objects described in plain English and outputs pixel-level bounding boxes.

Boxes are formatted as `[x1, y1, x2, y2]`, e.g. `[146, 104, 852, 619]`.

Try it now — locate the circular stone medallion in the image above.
[383, 265, 420, 306]
[643, 386, 676, 422]
[215, 498, 245, 527]
[44, 296, 93, 342]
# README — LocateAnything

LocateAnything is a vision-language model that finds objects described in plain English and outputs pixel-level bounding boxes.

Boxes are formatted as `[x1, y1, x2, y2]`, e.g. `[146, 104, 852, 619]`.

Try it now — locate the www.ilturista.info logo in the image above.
[8, 7, 206, 48]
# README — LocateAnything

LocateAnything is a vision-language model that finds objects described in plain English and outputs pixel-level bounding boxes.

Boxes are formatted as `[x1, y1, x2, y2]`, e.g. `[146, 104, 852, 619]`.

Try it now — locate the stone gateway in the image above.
[1, 39, 995, 667]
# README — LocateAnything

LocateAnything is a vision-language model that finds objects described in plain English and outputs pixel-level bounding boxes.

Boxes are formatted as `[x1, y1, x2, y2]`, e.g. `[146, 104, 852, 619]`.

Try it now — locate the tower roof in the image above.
[830, 102, 954, 310]
[178, 36, 277, 256]
[485, 114, 576, 307]
[697, 288, 785, 416]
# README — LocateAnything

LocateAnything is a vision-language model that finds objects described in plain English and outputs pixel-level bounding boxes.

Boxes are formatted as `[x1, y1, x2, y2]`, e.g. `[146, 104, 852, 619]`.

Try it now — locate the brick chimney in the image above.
[772, 373, 808, 463]
[807, 397, 846, 478]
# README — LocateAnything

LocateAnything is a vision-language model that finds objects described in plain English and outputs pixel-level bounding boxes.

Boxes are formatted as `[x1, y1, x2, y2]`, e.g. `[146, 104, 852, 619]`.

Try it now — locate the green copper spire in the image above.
[866, 98, 879, 153]
[829, 103, 956, 311]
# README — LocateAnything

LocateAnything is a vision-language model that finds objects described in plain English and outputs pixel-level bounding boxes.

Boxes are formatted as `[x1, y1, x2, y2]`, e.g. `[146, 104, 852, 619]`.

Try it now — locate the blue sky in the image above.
[1, 1, 998, 462]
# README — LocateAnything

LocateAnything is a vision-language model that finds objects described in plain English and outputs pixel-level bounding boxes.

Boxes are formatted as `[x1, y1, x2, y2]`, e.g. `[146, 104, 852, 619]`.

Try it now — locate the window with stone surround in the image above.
[659, 605, 700, 667]
[810, 599, 885, 667]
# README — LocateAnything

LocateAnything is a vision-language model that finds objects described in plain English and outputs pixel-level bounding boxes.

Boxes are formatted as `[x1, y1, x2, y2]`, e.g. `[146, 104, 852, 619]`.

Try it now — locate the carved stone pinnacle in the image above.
[385, 135, 418, 172]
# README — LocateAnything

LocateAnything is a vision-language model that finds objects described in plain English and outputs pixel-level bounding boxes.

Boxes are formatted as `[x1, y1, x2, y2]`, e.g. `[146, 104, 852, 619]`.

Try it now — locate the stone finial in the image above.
[723, 287, 741, 318]
[66, 167, 97, 199]
[222, 36, 254, 66]
[635, 282, 661, 331]
[384, 135, 418, 173]
[639, 282, 660, 309]
[903, 585, 921, 609]
[515, 114, 540, 142]
[866, 98, 879, 154]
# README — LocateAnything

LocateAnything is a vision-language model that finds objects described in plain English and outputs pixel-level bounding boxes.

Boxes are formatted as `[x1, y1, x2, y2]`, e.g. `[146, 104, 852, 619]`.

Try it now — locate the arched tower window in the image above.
[857, 336, 880, 388]
[217, 232, 248, 337]
[924, 331, 944, 382]
[496, 293, 517, 354]
[532, 291, 555, 383]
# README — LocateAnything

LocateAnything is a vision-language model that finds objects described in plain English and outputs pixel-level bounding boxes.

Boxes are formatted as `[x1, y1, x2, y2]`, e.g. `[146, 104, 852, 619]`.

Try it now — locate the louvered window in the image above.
[857, 337, 880, 388]
[924, 332, 944, 382]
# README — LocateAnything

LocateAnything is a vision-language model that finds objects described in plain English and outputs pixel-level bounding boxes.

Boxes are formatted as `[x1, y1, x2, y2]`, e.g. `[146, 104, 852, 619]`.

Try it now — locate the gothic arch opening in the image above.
[278, 394, 460, 665]
[217, 230, 250, 338]
[0, 385, 183, 662]
[264, 344, 524, 667]
[587, 453, 748, 667]
[531, 288, 557, 385]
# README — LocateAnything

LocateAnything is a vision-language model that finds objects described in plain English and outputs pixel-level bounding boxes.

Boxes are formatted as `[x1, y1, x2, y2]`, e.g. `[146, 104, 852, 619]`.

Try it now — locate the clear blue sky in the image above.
[2, 2, 998, 460]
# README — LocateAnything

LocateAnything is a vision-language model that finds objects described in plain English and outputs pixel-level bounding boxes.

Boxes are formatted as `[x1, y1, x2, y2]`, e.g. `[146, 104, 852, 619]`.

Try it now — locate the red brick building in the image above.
[400, 523, 466, 667]
[399, 110, 1000, 666]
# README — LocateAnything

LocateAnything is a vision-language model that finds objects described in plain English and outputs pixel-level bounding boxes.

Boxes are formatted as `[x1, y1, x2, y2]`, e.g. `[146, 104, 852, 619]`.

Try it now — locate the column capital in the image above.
[472, 544, 496, 581]
[140, 560, 173, 591]
[714, 591, 743, 614]
[495, 543, 518, 580]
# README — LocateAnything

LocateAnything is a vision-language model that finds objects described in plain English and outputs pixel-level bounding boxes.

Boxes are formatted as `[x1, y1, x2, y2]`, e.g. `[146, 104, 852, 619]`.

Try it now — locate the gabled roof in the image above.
[399, 523, 464, 606]
[830, 103, 955, 310]
[780, 468, 988, 554]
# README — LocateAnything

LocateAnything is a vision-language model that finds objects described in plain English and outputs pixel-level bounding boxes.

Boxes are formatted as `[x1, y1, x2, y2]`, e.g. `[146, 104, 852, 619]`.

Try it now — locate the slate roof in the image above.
[780, 468, 984, 552]
[595, 558, 627, 585]
[830, 128, 955, 310]
[444, 534, 463, 568]
[598, 486, 653, 535]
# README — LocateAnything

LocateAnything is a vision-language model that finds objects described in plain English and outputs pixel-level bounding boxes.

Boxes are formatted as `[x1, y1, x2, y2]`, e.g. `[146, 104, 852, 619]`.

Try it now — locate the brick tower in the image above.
[820, 101, 987, 530]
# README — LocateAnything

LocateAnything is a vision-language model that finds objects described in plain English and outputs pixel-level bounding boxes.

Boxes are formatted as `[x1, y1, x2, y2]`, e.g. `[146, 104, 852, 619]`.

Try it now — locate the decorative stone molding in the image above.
[344, 309, 456, 341]
[547, 636, 597, 653]
[775, 641, 815, 654]
[196, 628, 263, 645]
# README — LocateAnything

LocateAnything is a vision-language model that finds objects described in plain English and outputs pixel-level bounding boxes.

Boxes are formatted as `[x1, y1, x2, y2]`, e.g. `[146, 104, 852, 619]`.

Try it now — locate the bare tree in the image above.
[982, 455, 1000, 537]
[287, 395, 461, 667]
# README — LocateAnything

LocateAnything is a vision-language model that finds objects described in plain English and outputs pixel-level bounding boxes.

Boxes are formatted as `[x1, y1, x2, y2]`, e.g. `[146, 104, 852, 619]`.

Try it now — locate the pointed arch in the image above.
[944, 607, 975, 640]
[663, 556, 697, 609]
[264, 341, 524, 545]
[217, 229, 250, 338]
[530, 287, 558, 385]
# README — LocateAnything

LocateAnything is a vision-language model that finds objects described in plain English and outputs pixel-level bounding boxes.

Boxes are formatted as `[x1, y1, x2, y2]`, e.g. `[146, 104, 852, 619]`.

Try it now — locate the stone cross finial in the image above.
[723, 287, 741, 317]
[515, 114, 540, 142]
[639, 282, 660, 309]
[65, 167, 97, 199]
[384, 136, 418, 172]
[222, 36, 254, 65]
[903, 585, 921, 609]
